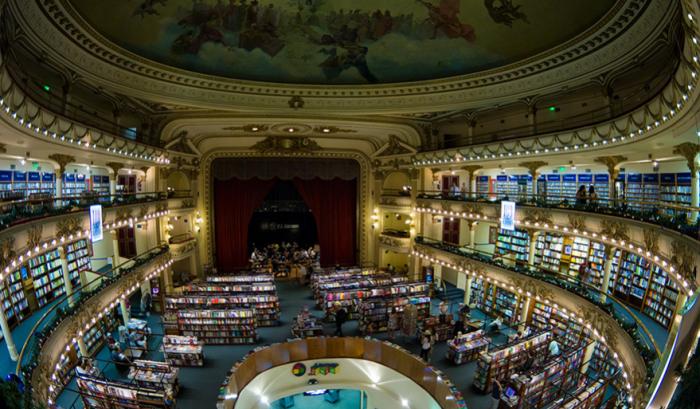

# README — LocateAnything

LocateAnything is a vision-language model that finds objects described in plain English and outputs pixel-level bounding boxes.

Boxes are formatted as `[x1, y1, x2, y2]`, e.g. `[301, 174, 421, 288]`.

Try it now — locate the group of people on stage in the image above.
[250, 242, 319, 274]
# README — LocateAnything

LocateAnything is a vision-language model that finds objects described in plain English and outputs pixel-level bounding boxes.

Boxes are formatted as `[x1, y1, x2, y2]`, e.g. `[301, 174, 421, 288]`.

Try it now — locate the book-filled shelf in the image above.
[206, 274, 275, 283]
[173, 309, 256, 345]
[65, 239, 91, 288]
[128, 360, 180, 395]
[77, 375, 171, 409]
[495, 287, 521, 325]
[496, 229, 530, 264]
[179, 282, 281, 327]
[0, 267, 29, 331]
[473, 331, 552, 392]
[421, 315, 454, 342]
[358, 295, 430, 334]
[530, 302, 587, 348]
[82, 313, 118, 356]
[559, 379, 606, 409]
[313, 275, 407, 306]
[562, 237, 590, 277]
[291, 312, 324, 338]
[503, 344, 586, 409]
[481, 285, 497, 316]
[322, 281, 428, 321]
[589, 342, 615, 377]
[534, 233, 564, 273]
[28, 248, 65, 307]
[162, 335, 204, 366]
[446, 330, 489, 364]
[642, 268, 679, 328]
[469, 278, 485, 309]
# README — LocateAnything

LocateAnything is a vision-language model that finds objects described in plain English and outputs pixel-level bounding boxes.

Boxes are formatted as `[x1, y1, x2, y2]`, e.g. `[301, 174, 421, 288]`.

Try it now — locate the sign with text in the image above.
[500, 201, 516, 231]
[90, 204, 103, 243]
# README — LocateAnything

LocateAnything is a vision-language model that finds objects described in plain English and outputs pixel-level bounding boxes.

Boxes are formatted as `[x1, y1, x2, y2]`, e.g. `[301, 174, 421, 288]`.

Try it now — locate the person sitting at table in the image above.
[487, 314, 504, 334]
[110, 345, 132, 365]
[75, 358, 97, 378]
[128, 330, 147, 349]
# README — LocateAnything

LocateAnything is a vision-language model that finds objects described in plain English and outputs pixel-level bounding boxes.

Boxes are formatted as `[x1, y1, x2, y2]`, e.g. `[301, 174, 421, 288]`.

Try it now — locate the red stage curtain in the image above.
[214, 178, 277, 271]
[293, 178, 356, 266]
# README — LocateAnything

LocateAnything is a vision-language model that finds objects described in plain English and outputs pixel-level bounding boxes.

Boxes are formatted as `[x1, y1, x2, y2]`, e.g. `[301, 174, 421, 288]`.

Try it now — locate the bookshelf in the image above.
[586, 242, 606, 287]
[469, 278, 485, 309]
[0, 170, 13, 199]
[4, 267, 29, 324]
[506, 345, 586, 408]
[534, 233, 564, 273]
[495, 287, 520, 324]
[322, 281, 428, 321]
[643, 269, 678, 328]
[476, 175, 490, 197]
[545, 174, 562, 204]
[606, 249, 622, 296]
[593, 174, 609, 200]
[27, 172, 41, 196]
[128, 360, 180, 395]
[13, 171, 26, 198]
[176, 309, 256, 344]
[614, 252, 651, 307]
[167, 293, 280, 327]
[206, 274, 275, 283]
[446, 330, 489, 364]
[28, 248, 65, 307]
[65, 239, 90, 288]
[625, 174, 643, 210]
[291, 313, 324, 338]
[496, 229, 530, 263]
[482, 284, 497, 316]
[77, 375, 170, 409]
[565, 237, 590, 277]
[642, 174, 660, 209]
[41, 172, 55, 196]
[358, 296, 430, 334]
[472, 331, 552, 392]
[82, 313, 118, 356]
[531, 302, 586, 349]
[589, 342, 615, 377]
[560, 379, 606, 409]
[163, 335, 204, 366]
[562, 174, 578, 200]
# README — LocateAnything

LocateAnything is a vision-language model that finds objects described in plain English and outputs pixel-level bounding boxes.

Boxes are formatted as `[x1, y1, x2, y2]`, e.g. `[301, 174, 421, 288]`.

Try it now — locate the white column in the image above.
[55, 173, 64, 206]
[111, 230, 121, 267]
[520, 295, 531, 329]
[140, 279, 151, 296]
[77, 335, 89, 357]
[0, 308, 18, 361]
[580, 340, 597, 374]
[109, 176, 116, 196]
[163, 267, 174, 295]
[527, 231, 538, 267]
[119, 298, 130, 326]
[469, 222, 477, 249]
[59, 248, 75, 307]
[464, 276, 474, 305]
[599, 247, 616, 303]
[531, 172, 539, 197]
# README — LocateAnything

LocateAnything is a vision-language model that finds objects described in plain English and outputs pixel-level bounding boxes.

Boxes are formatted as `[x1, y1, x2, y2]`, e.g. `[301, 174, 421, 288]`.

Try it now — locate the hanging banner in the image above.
[90, 204, 103, 242]
[500, 201, 516, 231]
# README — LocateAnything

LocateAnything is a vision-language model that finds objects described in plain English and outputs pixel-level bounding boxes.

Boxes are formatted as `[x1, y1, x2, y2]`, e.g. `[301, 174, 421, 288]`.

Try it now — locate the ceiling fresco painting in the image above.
[67, 0, 617, 84]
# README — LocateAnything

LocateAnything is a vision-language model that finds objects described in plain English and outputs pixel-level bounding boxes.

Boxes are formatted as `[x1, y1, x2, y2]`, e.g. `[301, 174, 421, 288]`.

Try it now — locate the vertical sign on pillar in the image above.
[500, 201, 516, 231]
[90, 205, 103, 242]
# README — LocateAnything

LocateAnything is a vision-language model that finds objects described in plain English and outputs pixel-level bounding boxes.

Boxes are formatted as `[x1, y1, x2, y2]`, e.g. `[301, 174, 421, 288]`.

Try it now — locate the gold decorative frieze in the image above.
[106, 162, 124, 176]
[594, 155, 627, 177]
[567, 214, 586, 231]
[0, 237, 16, 269]
[643, 229, 660, 254]
[56, 217, 83, 237]
[251, 136, 321, 153]
[673, 142, 700, 172]
[26, 225, 43, 249]
[522, 208, 552, 225]
[600, 221, 629, 241]
[671, 240, 695, 281]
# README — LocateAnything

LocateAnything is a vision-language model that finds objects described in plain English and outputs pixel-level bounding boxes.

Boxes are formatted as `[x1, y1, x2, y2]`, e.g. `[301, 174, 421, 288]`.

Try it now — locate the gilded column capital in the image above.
[672, 142, 700, 173]
[517, 161, 548, 176]
[594, 155, 627, 176]
[105, 161, 124, 177]
[48, 154, 76, 176]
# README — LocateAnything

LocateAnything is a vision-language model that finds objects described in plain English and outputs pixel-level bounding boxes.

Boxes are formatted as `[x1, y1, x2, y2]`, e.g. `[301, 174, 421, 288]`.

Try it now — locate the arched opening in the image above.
[247, 180, 318, 250]
[166, 170, 190, 197]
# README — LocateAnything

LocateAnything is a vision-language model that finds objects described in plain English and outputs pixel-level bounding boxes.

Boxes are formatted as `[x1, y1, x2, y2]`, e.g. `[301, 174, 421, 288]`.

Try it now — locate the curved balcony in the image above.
[411, 237, 651, 406]
[15, 245, 172, 406]
[0, 192, 167, 233]
[218, 337, 467, 409]
[416, 190, 699, 239]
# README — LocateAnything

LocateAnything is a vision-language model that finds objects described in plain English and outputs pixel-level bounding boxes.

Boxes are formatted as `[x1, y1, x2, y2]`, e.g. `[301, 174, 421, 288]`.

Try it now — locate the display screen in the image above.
[90, 204, 103, 242]
[500, 201, 516, 231]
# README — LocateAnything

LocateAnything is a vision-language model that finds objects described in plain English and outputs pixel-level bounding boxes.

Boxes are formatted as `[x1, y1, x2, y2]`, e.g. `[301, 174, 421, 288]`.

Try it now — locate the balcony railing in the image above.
[0, 191, 167, 232]
[415, 190, 700, 239]
[15, 244, 170, 405]
[414, 236, 660, 380]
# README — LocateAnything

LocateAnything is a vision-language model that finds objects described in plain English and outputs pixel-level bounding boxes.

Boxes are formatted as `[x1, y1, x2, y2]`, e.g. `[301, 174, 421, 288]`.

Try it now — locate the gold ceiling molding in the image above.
[374, 135, 417, 158]
[48, 154, 75, 175]
[672, 142, 700, 173]
[594, 155, 627, 177]
[517, 161, 548, 175]
[18, 0, 663, 114]
[251, 136, 322, 153]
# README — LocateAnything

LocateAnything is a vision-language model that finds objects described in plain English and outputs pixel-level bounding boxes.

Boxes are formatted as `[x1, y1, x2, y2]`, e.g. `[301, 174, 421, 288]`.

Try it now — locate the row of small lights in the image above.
[414, 206, 694, 296]
[103, 210, 170, 231]
[46, 259, 174, 405]
[0, 210, 170, 281]
[250, 126, 333, 133]
[0, 97, 170, 165]
[412, 248, 635, 403]
[412, 21, 700, 168]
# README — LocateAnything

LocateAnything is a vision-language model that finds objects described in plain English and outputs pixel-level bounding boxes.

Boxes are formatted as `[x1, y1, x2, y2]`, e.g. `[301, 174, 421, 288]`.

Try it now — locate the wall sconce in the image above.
[371, 208, 379, 229]
[194, 211, 203, 233]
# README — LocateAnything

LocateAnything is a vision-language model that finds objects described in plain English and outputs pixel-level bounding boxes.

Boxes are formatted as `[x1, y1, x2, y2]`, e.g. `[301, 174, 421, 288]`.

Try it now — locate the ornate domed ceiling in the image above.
[66, 0, 618, 85]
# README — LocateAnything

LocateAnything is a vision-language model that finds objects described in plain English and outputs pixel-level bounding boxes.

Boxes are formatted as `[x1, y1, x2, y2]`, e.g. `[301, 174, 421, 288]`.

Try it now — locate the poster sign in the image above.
[90, 204, 103, 242]
[500, 201, 516, 231]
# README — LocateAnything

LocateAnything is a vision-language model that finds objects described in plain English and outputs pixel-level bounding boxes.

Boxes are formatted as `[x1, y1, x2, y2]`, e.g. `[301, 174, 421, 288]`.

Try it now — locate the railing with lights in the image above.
[217, 337, 468, 409]
[0, 51, 170, 165]
[13, 245, 172, 407]
[412, 239, 651, 407]
[414, 189, 700, 239]
[0, 191, 167, 232]
[413, 205, 696, 298]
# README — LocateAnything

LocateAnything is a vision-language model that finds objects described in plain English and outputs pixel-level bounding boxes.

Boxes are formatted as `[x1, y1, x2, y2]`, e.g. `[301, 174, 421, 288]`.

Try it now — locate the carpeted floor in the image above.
[50, 280, 612, 409]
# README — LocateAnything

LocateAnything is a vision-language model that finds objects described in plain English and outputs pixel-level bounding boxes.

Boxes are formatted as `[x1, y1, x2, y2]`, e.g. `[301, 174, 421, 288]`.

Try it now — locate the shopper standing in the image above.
[420, 330, 432, 361]
[334, 303, 348, 336]
[491, 378, 503, 409]
[575, 185, 587, 207]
